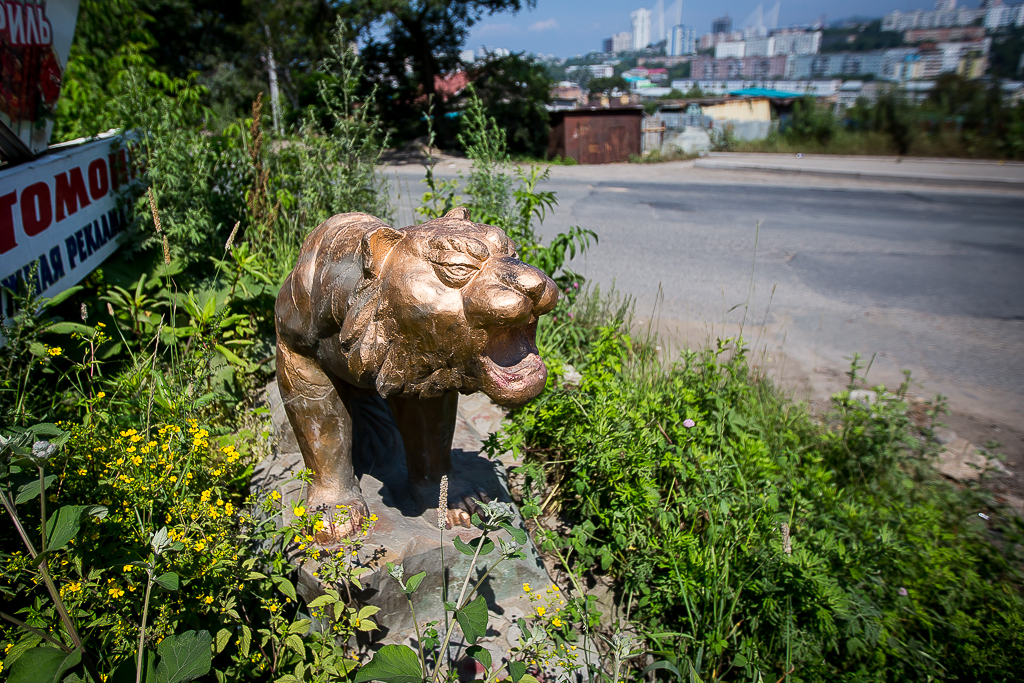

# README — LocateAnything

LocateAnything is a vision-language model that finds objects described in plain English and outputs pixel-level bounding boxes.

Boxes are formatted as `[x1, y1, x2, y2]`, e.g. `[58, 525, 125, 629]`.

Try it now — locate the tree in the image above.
[342, 0, 536, 141]
[587, 75, 629, 95]
[466, 53, 553, 157]
[55, 1, 348, 136]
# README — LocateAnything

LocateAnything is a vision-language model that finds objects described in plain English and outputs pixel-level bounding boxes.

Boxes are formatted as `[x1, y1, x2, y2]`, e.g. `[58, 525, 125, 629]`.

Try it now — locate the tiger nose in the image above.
[516, 264, 558, 314]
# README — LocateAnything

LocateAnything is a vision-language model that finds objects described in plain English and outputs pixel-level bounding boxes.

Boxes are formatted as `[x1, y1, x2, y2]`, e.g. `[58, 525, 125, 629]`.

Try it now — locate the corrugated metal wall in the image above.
[549, 111, 643, 164]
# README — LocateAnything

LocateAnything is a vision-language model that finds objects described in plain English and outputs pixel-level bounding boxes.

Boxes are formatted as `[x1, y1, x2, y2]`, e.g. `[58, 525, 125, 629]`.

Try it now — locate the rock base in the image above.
[253, 383, 554, 658]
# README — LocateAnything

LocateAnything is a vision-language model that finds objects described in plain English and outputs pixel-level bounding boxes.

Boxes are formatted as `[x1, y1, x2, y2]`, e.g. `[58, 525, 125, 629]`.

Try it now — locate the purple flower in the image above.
[573, 282, 579, 289]
[898, 587, 908, 596]
[568, 312, 574, 319]
[683, 419, 695, 429]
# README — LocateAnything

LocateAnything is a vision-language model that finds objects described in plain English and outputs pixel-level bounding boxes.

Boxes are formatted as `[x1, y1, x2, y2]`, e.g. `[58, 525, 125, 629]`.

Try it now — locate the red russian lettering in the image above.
[0, 191, 17, 254]
[108, 151, 128, 189]
[38, 7, 51, 44]
[88, 158, 109, 200]
[21, 182, 52, 236]
[54, 167, 91, 221]
[24, 2, 39, 45]
[6, 3, 24, 45]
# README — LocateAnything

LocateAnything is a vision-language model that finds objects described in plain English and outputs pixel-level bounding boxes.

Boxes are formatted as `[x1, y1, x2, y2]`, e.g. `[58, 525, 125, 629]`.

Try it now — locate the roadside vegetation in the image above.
[490, 298, 1024, 681]
[3, 6, 1024, 683]
[727, 74, 1024, 159]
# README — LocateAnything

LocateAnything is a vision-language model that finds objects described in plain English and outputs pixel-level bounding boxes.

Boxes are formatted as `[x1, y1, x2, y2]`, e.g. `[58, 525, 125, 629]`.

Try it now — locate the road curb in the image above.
[693, 159, 1024, 190]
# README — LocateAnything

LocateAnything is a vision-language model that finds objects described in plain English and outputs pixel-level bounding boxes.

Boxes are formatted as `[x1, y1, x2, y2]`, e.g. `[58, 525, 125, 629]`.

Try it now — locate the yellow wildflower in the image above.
[293, 505, 306, 517]
[536, 606, 546, 617]
[523, 583, 531, 592]
[47, 346, 62, 356]
[96, 392, 106, 399]
[109, 587, 125, 598]
[204, 596, 214, 604]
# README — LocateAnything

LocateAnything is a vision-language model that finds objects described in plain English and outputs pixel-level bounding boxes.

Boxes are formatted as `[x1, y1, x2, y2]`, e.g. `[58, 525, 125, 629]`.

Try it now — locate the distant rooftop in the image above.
[729, 87, 805, 99]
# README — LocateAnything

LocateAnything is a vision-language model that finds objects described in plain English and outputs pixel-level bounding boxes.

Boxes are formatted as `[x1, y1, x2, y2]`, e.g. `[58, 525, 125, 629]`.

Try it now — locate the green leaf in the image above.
[452, 535, 475, 556]
[238, 626, 252, 658]
[43, 286, 85, 308]
[44, 322, 94, 338]
[30, 423, 65, 437]
[452, 535, 494, 557]
[44, 505, 90, 552]
[466, 645, 491, 670]
[353, 644, 424, 683]
[307, 594, 337, 609]
[520, 676, 540, 683]
[509, 660, 526, 683]
[215, 629, 232, 654]
[732, 653, 748, 666]
[7, 646, 81, 683]
[215, 344, 251, 368]
[455, 595, 489, 645]
[16, 475, 56, 504]
[154, 572, 179, 591]
[358, 605, 381, 619]
[288, 619, 311, 635]
[498, 522, 528, 544]
[285, 634, 305, 655]
[404, 571, 426, 595]
[272, 576, 297, 601]
[154, 630, 212, 683]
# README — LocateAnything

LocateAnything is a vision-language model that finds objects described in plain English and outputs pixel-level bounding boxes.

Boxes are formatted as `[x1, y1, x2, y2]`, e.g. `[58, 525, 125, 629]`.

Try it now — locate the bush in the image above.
[787, 96, 837, 145]
[488, 310, 1024, 682]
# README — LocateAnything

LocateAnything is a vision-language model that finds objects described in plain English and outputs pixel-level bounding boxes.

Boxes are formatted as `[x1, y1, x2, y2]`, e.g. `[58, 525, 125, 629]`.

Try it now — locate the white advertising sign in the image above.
[0, 134, 133, 309]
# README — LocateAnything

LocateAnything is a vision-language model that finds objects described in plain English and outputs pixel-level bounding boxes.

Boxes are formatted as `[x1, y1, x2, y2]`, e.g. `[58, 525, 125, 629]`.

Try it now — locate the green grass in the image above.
[730, 129, 1010, 159]
[488, 293, 1024, 682]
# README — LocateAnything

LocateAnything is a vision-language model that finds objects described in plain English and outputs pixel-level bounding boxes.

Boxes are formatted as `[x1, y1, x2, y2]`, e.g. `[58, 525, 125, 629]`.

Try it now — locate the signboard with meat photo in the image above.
[0, 1, 81, 162]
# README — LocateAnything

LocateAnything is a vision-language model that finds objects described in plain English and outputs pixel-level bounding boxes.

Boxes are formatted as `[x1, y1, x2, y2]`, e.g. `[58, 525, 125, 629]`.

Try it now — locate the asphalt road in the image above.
[390, 160, 1024, 456]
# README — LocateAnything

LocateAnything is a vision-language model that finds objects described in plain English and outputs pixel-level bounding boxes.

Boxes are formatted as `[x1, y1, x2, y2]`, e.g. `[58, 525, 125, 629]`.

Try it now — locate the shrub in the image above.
[488, 314, 1024, 682]
[788, 96, 837, 145]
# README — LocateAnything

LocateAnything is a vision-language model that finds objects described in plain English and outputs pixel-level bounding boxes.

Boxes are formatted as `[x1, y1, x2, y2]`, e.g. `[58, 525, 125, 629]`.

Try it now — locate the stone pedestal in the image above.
[253, 383, 554, 657]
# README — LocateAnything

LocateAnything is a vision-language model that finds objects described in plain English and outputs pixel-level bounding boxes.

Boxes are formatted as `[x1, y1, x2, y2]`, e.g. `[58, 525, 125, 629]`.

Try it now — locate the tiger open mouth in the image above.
[479, 320, 548, 406]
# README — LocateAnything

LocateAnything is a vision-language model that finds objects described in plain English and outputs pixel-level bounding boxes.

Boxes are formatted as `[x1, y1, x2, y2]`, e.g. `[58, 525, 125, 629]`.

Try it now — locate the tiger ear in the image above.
[361, 225, 404, 279]
[444, 207, 471, 221]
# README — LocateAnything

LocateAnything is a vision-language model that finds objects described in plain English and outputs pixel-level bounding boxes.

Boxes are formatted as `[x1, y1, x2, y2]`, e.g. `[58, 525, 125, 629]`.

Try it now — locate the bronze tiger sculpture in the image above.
[275, 208, 558, 539]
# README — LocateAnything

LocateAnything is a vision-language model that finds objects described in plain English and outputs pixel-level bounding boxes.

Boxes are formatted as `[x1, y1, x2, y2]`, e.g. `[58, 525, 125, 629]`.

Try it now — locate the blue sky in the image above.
[464, 0, 981, 57]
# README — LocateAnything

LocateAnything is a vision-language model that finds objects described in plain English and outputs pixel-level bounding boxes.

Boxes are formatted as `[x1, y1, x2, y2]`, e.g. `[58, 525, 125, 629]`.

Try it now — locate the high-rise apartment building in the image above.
[632, 8, 652, 51]
[774, 31, 821, 56]
[712, 14, 732, 34]
[670, 25, 696, 56]
[611, 31, 634, 53]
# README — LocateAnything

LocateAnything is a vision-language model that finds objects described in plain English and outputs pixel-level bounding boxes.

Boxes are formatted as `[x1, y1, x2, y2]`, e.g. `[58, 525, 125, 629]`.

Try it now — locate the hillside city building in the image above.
[590, 0, 1009, 113]
[631, 8, 652, 51]
[670, 25, 696, 56]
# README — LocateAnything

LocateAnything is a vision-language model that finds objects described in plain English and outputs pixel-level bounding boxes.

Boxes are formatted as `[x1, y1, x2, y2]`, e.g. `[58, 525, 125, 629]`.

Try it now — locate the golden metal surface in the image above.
[275, 208, 558, 539]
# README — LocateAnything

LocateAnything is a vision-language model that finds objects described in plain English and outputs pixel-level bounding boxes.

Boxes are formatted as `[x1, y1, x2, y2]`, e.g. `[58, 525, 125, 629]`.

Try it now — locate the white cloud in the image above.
[529, 18, 560, 32]
[475, 22, 518, 36]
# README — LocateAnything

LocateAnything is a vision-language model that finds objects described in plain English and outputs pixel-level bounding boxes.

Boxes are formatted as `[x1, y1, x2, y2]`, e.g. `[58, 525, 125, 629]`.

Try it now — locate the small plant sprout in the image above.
[363, 497, 533, 683]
